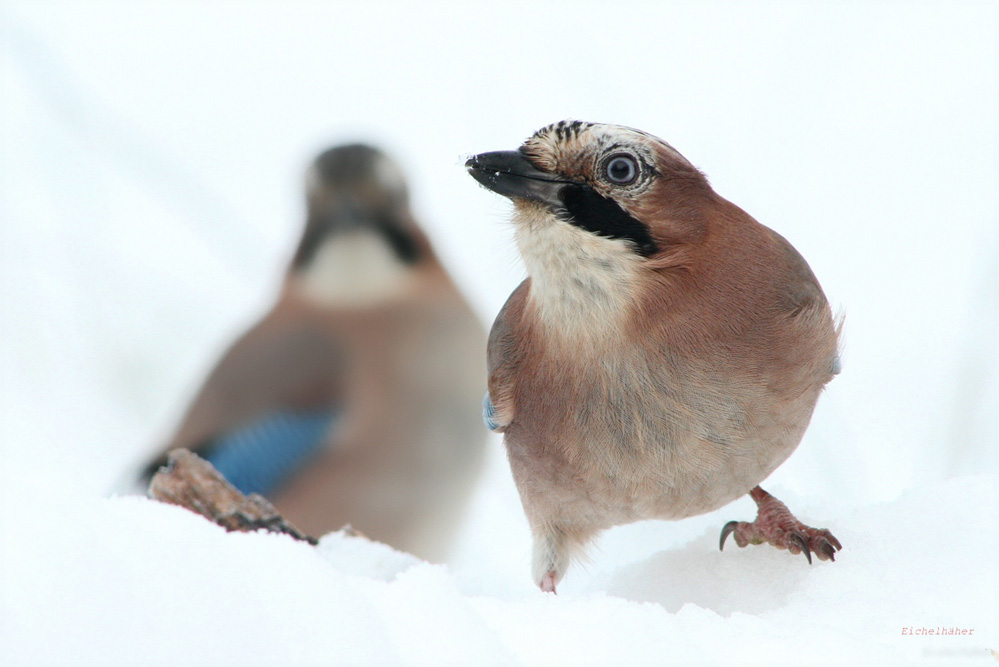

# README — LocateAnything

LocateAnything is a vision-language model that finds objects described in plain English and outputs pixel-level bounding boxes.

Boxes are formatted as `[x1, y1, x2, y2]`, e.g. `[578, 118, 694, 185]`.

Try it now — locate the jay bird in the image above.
[467, 121, 842, 592]
[139, 144, 487, 562]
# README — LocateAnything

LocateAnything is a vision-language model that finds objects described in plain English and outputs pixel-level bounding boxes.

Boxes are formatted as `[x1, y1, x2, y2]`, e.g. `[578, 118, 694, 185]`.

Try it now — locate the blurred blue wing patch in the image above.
[204, 410, 337, 497]
[482, 391, 500, 431]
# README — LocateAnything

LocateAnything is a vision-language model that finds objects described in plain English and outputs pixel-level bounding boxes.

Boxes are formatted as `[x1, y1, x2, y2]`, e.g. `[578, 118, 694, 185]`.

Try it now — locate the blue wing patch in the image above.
[482, 391, 500, 431]
[203, 410, 337, 497]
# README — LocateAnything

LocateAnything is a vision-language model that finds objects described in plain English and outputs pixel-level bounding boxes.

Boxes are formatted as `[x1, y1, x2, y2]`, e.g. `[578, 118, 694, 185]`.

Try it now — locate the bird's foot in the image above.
[539, 571, 558, 594]
[719, 486, 841, 564]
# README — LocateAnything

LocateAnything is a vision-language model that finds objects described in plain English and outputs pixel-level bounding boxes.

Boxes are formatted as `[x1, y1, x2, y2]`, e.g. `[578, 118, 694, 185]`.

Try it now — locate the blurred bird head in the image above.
[290, 143, 432, 305]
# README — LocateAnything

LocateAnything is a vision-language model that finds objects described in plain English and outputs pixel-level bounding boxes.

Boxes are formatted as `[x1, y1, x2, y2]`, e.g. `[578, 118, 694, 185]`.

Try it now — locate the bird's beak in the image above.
[465, 151, 569, 208]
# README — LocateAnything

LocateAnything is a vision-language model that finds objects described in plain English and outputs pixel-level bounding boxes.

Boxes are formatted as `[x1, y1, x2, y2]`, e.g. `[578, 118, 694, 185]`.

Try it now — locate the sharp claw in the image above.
[820, 540, 837, 561]
[790, 533, 812, 564]
[827, 534, 843, 551]
[719, 521, 739, 551]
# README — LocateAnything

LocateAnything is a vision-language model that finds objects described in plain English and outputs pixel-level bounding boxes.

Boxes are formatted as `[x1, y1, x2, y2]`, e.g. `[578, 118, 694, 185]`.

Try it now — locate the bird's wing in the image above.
[194, 408, 338, 497]
[484, 279, 530, 432]
[139, 312, 348, 496]
[770, 231, 842, 378]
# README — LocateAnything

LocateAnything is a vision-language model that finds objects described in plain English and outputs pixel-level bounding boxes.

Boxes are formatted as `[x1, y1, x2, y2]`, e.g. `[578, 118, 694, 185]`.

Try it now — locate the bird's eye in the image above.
[604, 155, 639, 185]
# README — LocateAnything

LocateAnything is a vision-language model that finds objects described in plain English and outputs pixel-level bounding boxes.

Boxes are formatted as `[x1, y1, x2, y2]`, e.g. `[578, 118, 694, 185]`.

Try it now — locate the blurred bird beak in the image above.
[465, 151, 569, 208]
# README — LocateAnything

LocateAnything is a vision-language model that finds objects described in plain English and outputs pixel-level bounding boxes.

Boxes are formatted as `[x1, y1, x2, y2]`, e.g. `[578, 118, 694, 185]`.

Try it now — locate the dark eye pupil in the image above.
[607, 157, 636, 184]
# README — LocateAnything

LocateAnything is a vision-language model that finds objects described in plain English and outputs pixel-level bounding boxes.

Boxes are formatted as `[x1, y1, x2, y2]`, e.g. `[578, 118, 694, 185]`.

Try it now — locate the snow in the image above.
[2, 467, 995, 664]
[1, 1, 997, 665]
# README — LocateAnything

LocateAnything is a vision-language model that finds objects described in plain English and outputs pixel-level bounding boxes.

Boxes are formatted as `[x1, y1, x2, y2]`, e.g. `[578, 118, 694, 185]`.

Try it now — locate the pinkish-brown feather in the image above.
[486, 121, 840, 589]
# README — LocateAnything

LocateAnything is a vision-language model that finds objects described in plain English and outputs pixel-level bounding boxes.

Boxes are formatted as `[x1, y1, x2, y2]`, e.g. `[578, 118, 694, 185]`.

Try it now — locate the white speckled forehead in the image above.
[521, 120, 691, 176]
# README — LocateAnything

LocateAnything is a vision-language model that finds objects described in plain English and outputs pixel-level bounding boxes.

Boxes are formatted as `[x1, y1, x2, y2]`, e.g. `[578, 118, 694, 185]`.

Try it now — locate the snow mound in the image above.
[1, 472, 994, 665]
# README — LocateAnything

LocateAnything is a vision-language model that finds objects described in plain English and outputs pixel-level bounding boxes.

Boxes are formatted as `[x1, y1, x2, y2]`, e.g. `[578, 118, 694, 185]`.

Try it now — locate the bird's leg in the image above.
[531, 527, 573, 594]
[719, 486, 842, 563]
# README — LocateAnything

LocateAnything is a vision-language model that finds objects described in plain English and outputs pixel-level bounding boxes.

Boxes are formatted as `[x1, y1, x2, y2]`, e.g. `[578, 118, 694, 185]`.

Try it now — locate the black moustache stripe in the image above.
[559, 185, 658, 257]
[374, 218, 420, 265]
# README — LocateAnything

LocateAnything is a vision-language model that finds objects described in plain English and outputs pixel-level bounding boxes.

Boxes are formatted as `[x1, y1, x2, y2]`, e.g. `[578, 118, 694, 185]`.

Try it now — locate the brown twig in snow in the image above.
[147, 448, 319, 545]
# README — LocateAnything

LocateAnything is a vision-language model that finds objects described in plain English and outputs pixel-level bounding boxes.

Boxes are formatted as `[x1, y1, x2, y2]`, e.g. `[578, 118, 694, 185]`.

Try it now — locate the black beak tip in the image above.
[464, 151, 516, 178]
[463, 150, 566, 207]
[465, 157, 496, 190]
[465, 153, 497, 178]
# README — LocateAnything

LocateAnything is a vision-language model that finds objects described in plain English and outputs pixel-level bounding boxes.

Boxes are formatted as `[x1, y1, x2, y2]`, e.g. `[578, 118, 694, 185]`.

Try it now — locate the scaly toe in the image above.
[721, 488, 843, 564]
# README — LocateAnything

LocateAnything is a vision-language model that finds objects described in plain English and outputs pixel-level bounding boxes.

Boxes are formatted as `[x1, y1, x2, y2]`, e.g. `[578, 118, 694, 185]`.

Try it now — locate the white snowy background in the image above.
[1, 1, 996, 664]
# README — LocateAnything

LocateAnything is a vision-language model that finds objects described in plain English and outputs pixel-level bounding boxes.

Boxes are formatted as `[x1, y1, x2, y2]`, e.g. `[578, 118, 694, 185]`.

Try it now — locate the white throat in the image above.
[293, 230, 413, 306]
[513, 205, 643, 339]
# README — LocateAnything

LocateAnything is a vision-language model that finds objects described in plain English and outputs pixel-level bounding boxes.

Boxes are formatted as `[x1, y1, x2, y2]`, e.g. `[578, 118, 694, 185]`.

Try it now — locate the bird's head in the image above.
[467, 120, 712, 257]
[306, 143, 409, 222]
[467, 121, 715, 329]
[291, 144, 432, 305]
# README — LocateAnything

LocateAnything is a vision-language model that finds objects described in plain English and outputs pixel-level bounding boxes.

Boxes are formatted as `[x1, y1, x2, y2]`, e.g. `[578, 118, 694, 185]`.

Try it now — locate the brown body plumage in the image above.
[469, 121, 840, 590]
